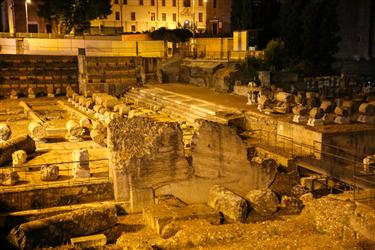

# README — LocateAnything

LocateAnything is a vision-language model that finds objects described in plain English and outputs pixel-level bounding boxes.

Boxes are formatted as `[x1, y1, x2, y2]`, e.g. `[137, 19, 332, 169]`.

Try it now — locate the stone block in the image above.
[7, 205, 117, 249]
[334, 116, 350, 124]
[40, 165, 59, 181]
[143, 198, 220, 235]
[130, 187, 155, 213]
[207, 185, 248, 222]
[245, 189, 279, 216]
[1, 171, 19, 186]
[307, 118, 324, 127]
[71, 234, 107, 248]
[292, 115, 308, 123]
[72, 148, 90, 178]
[357, 114, 375, 124]
[0, 123, 11, 142]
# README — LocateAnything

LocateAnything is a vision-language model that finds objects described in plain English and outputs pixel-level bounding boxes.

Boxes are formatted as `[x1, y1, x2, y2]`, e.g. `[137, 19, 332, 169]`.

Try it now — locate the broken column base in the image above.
[292, 115, 308, 124]
[322, 113, 336, 124]
[334, 116, 350, 124]
[307, 118, 324, 127]
[73, 168, 91, 179]
[71, 234, 107, 248]
[357, 115, 375, 124]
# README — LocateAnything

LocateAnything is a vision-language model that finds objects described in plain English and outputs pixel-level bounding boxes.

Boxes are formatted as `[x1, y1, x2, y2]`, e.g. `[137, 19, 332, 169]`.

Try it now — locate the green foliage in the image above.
[150, 28, 193, 42]
[241, 56, 265, 82]
[264, 39, 287, 71]
[38, 0, 112, 34]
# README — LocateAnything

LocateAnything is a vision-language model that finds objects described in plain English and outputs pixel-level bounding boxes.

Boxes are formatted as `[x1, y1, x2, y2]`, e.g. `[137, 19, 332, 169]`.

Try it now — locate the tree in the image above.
[38, 0, 112, 34]
[264, 39, 287, 71]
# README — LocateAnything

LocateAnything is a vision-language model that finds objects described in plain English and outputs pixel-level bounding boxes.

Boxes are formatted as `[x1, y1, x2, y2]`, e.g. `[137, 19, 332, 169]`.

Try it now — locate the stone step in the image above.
[125, 91, 221, 125]
[130, 89, 230, 124]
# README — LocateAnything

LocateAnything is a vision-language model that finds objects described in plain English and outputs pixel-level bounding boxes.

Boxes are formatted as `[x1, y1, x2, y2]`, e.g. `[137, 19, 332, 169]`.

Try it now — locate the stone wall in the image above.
[0, 181, 113, 212]
[108, 117, 190, 201]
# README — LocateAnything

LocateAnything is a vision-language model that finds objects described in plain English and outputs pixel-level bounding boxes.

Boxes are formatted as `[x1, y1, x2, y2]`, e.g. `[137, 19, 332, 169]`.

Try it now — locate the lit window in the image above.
[162, 13, 166, 21]
[115, 12, 120, 20]
[173, 13, 177, 21]
[151, 12, 156, 21]
[199, 0, 203, 6]
[131, 25, 136, 32]
[131, 12, 136, 21]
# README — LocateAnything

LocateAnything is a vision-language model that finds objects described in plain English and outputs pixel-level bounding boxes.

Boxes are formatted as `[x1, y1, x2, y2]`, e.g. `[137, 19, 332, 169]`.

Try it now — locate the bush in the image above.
[264, 39, 287, 71]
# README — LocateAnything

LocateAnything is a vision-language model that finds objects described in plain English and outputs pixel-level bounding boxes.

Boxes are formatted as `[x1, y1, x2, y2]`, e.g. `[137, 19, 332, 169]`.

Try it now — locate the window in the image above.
[131, 12, 136, 21]
[173, 13, 177, 21]
[123, 0, 127, 4]
[151, 12, 156, 21]
[199, 0, 203, 6]
[115, 11, 120, 20]
[139, 0, 143, 5]
[213, 0, 216, 8]
[151, 0, 155, 6]
[183, 0, 190, 7]
[131, 25, 136, 32]
[162, 13, 166, 21]
[198, 12, 203, 22]
[114, 0, 119, 4]
[151, 27, 155, 31]
[162, 0, 165, 6]
[173, 0, 176, 7]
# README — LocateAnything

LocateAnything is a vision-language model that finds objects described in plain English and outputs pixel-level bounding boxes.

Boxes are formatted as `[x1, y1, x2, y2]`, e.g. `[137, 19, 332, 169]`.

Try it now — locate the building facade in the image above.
[90, 0, 208, 34]
[205, 0, 231, 34]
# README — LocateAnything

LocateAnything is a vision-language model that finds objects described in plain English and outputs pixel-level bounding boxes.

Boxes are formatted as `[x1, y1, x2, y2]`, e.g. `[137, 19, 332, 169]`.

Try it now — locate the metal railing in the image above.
[248, 128, 375, 205]
[0, 158, 110, 192]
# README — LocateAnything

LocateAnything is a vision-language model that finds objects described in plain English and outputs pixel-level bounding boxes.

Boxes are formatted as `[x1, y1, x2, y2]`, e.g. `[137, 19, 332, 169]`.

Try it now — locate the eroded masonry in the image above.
[0, 54, 374, 250]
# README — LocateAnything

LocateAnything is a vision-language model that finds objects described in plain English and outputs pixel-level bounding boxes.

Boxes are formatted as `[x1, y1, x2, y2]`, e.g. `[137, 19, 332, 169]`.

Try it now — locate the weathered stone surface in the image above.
[40, 165, 59, 181]
[279, 195, 304, 214]
[7, 205, 117, 250]
[71, 234, 107, 248]
[66, 120, 82, 138]
[292, 105, 308, 116]
[108, 117, 189, 200]
[28, 122, 46, 140]
[1, 171, 19, 186]
[90, 129, 107, 146]
[0, 135, 36, 165]
[309, 107, 324, 119]
[245, 189, 279, 216]
[207, 185, 248, 222]
[0, 123, 11, 142]
[320, 100, 336, 113]
[12, 150, 27, 167]
[301, 196, 357, 240]
[114, 104, 131, 117]
[79, 117, 92, 129]
[192, 120, 250, 179]
[299, 192, 314, 204]
[144, 198, 220, 235]
[358, 102, 375, 115]
[72, 148, 90, 178]
[291, 185, 310, 198]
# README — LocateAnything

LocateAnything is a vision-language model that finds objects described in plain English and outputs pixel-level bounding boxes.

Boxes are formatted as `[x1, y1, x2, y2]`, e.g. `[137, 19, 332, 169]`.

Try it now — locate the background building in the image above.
[90, 0, 208, 34]
[205, 0, 231, 35]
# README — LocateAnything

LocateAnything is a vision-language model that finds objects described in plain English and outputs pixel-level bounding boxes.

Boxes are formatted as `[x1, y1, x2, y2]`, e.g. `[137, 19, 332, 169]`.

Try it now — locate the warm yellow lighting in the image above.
[26, 0, 31, 4]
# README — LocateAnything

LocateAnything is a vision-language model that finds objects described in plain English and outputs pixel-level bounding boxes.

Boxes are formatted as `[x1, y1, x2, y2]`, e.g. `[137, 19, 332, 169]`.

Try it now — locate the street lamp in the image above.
[25, 0, 31, 33]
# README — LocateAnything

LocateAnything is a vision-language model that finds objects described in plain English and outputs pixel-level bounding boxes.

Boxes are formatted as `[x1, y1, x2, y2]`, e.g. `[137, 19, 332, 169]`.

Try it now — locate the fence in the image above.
[249, 129, 375, 206]
[0, 158, 110, 192]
